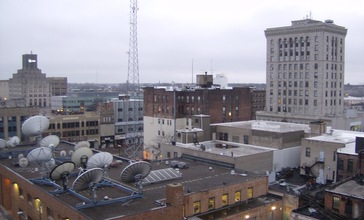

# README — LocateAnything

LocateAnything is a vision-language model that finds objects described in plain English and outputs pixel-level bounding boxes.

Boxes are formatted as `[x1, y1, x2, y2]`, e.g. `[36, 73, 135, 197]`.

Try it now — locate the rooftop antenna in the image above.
[39, 135, 60, 152]
[120, 161, 151, 193]
[71, 147, 93, 170]
[125, 0, 143, 160]
[21, 115, 50, 142]
[192, 59, 194, 84]
[126, 0, 140, 94]
[72, 168, 105, 204]
[86, 152, 113, 170]
[27, 147, 53, 176]
[210, 58, 213, 75]
[49, 161, 76, 191]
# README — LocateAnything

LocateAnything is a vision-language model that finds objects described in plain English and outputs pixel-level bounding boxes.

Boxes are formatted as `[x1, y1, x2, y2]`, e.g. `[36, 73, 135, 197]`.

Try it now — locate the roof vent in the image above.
[325, 19, 334, 24]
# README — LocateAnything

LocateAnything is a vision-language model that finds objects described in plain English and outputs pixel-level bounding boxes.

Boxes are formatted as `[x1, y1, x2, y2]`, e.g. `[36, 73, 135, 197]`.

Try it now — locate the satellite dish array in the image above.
[19, 115, 151, 210]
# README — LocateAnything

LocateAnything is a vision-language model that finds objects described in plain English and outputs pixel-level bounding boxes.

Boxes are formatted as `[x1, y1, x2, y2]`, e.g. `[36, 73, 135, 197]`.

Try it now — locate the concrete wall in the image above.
[273, 146, 301, 172]
[300, 138, 344, 182]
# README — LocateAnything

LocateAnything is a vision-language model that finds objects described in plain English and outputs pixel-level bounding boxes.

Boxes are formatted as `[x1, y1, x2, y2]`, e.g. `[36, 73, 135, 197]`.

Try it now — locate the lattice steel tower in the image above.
[127, 0, 139, 93]
[125, 0, 143, 160]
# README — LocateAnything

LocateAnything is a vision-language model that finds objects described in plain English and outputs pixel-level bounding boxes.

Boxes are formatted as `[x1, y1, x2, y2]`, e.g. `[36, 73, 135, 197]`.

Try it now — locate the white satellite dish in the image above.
[72, 168, 104, 191]
[71, 147, 93, 168]
[87, 152, 113, 169]
[21, 115, 49, 136]
[0, 139, 6, 150]
[18, 153, 24, 159]
[27, 147, 53, 162]
[74, 141, 90, 151]
[39, 135, 60, 148]
[68, 150, 74, 156]
[19, 157, 29, 168]
[60, 150, 67, 157]
[7, 136, 20, 147]
[120, 161, 151, 183]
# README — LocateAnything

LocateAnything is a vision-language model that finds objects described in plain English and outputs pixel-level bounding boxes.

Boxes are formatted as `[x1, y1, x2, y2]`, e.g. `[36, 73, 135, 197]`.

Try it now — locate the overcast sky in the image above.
[0, 0, 363, 84]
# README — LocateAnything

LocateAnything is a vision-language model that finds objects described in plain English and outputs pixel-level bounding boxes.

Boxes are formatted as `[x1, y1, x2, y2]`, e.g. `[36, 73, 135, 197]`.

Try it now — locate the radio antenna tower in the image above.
[125, 0, 143, 160]
[127, 0, 140, 94]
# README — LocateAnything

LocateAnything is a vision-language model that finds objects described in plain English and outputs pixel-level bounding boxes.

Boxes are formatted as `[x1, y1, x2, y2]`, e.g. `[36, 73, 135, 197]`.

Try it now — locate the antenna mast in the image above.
[125, 0, 143, 160]
[127, 0, 139, 93]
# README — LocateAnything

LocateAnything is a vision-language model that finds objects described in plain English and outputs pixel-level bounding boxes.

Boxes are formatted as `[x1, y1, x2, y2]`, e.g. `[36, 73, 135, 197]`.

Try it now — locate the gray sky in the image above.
[0, 0, 363, 84]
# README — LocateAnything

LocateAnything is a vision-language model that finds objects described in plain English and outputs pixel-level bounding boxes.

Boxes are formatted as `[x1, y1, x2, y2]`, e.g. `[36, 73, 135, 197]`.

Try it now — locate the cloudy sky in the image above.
[0, 0, 363, 84]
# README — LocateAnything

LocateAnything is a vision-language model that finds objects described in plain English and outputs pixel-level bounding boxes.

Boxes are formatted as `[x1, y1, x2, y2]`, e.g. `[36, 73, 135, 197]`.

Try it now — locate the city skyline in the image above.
[0, 0, 363, 84]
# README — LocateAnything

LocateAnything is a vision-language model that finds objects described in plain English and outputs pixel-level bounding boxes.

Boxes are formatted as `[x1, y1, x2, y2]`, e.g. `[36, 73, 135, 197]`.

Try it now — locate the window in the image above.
[243, 135, 249, 144]
[208, 197, 215, 209]
[222, 194, 228, 206]
[338, 159, 344, 170]
[19, 187, 24, 199]
[247, 187, 253, 199]
[333, 196, 340, 211]
[47, 207, 54, 218]
[347, 159, 354, 172]
[305, 147, 311, 157]
[193, 201, 201, 213]
[232, 135, 239, 143]
[27, 194, 32, 205]
[235, 191, 241, 202]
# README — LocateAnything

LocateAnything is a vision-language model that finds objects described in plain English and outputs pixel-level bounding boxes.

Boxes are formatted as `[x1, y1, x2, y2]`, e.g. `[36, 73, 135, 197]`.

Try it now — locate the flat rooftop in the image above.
[326, 180, 364, 200]
[0, 141, 265, 219]
[176, 140, 274, 158]
[305, 129, 364, 144]
[212, 120, 310, 133]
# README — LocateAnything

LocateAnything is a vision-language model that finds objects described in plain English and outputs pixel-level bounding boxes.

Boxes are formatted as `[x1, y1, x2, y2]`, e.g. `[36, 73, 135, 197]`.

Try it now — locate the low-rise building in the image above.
[0, 142, 283, 220]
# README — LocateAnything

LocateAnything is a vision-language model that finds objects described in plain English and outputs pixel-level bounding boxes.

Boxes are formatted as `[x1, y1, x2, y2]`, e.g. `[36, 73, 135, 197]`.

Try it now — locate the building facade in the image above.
[143, 85, 264, 159]
[258, 19, 347, 126]
[0, 107, 40, 141]
[111, 95, 144, 156]
[8, 53, 67, 107]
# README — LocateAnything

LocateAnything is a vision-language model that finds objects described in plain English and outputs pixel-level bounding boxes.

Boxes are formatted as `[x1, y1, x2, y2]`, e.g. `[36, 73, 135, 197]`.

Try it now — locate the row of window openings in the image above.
[154, 95, 241, 104]
[27, 94, 48, 97]
[29, 99, 47, 106]
[274, 47, 342, 58]
[48, 121, 99, 129]
[272, 36, 343, 46]
[217, 132, 249, 144]
[117, 127, 143, 133]
[270, 98, 341, 107]
[271, 89, 341, 97]
[117, 107, 143, 112]
[0, 116, 27, 122]
[193, 188, 253, 214]
[117, 117, 143, 122]
[158, 119, 173, 125]
[17, 187, 70, 220]
[275, 63, 342, 72]
[60, 129, 99, 137]
[270, 81, 342, 90]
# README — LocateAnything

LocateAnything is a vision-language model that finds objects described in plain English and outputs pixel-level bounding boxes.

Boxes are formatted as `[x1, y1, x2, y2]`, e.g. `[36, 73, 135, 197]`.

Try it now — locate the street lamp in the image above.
[271, 206, 276, 220]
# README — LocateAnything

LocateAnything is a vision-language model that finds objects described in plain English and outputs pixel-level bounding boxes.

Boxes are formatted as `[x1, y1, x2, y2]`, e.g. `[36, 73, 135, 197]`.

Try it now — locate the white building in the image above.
[257, 19, 352, 129]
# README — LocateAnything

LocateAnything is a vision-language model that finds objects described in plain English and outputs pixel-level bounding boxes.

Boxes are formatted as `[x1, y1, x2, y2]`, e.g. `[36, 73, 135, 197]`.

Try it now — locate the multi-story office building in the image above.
[0, 107, 40, 141]
[111, 95, 144, 151]
[8, 53, 67, 107]
[143, 75, 264, 159]
[257, 19, 351, 128]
